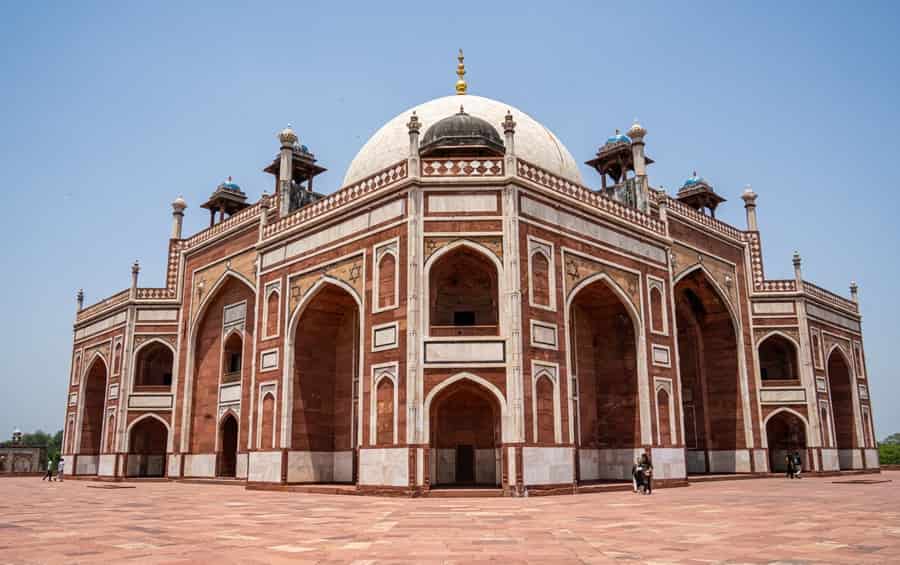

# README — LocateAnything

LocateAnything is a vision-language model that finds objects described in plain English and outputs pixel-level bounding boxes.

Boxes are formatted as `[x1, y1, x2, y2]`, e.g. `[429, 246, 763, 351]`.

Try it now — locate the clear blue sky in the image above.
[1, 2, 898, 439]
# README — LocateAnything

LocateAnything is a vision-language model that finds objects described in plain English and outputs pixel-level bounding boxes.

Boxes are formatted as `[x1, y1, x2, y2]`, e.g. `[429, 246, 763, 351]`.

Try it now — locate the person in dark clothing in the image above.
[792, 451, 803, 479]
[631, 458, 644, 493]
[785, 453, 795, 479]
[42, 463, 54, 481]
[640, 453, 653, 494]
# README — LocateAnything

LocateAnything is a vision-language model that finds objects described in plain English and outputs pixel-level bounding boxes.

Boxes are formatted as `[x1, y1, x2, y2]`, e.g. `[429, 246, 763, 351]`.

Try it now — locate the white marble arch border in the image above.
[564, 271, 651, 446]
[369, 362, 399, 446]
[530, 361, 562, 444]
[255, 381, 278, 450]
[653, 377, 677, 446]
[179, 270, 256, 453]
[673, 264, 755, 450]
[281, 275, 365, 450]
[422, 239, 506, 337]
[761, 406, 810, 450]
[423, 371, 510, 443]
[124, 412, 173, 453]
[74, 351, 110, 456]
[823, 342, 863, 448]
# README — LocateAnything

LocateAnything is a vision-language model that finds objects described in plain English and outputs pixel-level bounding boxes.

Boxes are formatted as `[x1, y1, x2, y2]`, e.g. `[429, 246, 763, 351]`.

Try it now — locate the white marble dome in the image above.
[343, 94, 583, 186]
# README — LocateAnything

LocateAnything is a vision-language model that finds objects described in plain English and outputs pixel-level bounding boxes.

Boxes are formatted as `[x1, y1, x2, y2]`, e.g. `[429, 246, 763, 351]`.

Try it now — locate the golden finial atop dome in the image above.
[455, 48, 467, 95]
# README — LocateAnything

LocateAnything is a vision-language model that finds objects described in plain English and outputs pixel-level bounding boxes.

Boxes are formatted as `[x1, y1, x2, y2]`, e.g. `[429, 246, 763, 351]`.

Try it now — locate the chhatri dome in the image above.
[343, 51, 583, 186]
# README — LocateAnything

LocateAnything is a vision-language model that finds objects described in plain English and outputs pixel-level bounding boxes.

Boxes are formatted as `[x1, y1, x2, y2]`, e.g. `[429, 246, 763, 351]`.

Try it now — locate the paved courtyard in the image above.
[0, 472, 897, 564]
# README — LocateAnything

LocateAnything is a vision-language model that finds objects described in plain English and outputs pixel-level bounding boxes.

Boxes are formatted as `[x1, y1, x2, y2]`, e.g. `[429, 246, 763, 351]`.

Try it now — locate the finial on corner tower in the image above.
[456, 49, 467, 95]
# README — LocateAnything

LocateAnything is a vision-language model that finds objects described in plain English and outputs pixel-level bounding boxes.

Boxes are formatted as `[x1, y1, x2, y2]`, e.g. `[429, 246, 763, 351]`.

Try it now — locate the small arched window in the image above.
[376, 378, 395, 445]
[134, 342, 174, 388]
[657, 388, 671, 446]
[378, 253, 396, 309]
[535, 375, 555, 443]
[531, 252, 551, 307]
[649, 286, 665, 333]
[758, 334, 799, 382]
[222, 332, 243, 383]
[265, 290, 280, 337]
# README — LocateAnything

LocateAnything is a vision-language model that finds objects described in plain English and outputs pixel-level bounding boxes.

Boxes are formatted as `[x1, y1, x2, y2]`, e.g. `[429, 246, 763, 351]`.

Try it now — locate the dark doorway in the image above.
[218, 415, 238, 478]
[455, 445, 475, 483]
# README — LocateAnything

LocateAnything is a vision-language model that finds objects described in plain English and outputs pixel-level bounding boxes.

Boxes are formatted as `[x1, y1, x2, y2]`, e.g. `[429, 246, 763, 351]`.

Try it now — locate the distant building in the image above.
[63, 52, 877, 493]
[0, 430, 46, 474]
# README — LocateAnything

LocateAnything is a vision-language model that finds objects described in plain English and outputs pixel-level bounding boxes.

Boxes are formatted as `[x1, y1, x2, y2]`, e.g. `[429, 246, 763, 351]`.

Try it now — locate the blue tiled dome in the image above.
[220, 177, 241, 191]
[606, 132, 631, 145]
[683, 172, 705, 187]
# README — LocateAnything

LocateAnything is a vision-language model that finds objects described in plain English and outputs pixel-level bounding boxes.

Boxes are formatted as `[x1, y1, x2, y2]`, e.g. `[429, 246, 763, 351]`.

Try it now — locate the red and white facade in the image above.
[63, 88, 878, 494]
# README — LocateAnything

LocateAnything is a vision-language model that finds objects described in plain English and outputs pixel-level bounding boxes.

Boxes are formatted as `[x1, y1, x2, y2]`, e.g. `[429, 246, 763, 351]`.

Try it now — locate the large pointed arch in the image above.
[124, 413, 172, 452]
[825, 344, 860, 466]
[674, 265, 753, 472]
[281, 275, 365, 451]
[179, 270, 256, 453]
[564, 271, 651, 453]
[77, 354, 109, 459]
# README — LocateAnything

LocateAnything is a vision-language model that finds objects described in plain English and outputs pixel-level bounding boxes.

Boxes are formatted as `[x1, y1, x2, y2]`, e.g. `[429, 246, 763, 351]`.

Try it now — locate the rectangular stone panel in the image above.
[751, 301, 794, 315]
[807, 303, 861, 333]
[372, 323, 398, 350]
[183, 453, 215, 478]
[424, 340, 505, 364]
[75, 311, 127, 341]
[358, 447, 409, 487]
[523, 447, 574, 485]
[521, 196, 667, 263]
[263, 199, 405, 268]
[128, 394, 173, 410]
[530, 320, 557, 349]
[427, 193, 498, 214]
[219, 383, 241, 404]
[759, 388, 806, 404]
[260, 349, 278, 370]
[248, 451, 283, 483]
[137, 309, 179, 322]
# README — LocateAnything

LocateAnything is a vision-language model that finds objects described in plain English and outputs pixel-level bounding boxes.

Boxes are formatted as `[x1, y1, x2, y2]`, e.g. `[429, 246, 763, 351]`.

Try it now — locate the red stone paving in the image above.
[1, 472, 898, 564]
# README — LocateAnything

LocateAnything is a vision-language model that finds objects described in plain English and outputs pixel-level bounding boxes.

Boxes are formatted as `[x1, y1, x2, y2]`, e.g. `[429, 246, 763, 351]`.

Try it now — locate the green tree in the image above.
[879, 433, 900, 465]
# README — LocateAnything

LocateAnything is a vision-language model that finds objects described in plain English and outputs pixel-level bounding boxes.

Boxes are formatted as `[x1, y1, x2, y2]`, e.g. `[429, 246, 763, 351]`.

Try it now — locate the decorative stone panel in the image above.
[671, 243, 737, 305]
[424, 236, 503, 262]
[289, 255, 364, 315]
[191, 251, 257, 322]
[563, 253, 641, 310]
[759, 388, 806, 404]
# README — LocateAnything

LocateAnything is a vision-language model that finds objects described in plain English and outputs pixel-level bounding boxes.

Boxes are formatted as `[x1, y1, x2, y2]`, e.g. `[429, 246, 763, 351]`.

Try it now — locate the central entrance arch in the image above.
[288, 279, 361, 484]
[426, 374, 504, 487]
[765, 409, 808, 473]
[568, 275, 642, 481]
[675, 268, 746, 474]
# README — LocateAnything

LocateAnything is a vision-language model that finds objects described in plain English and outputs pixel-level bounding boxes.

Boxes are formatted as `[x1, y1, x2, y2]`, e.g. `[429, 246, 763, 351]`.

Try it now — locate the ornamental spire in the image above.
[455, 49, 467, 95]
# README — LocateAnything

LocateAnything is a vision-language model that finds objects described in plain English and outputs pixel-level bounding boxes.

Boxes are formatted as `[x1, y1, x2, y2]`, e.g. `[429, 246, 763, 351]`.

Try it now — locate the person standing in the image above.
[640, 453, 653, 494]
[631, 458, 643, 493]
[42, 457, 54, 482]
[56, 457, 64, 482]
[785, 453, 794, 479]
[793, 451, 803, 479]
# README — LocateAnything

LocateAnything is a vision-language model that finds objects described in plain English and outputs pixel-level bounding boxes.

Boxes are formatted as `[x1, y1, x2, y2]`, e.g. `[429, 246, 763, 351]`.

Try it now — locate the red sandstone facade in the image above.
[63, 79, 878, 494]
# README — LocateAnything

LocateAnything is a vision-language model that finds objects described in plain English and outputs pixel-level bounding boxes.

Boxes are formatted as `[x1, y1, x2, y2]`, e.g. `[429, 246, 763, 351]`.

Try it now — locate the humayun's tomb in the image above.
[62, 53, 878, 494]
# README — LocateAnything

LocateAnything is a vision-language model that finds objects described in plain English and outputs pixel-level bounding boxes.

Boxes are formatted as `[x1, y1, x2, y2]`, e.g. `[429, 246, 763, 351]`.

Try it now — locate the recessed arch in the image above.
[181, 271, 256, 454]
[566, 271, 649, 480]
[78, 354, 109, 458]
[125, 413, 171, 452]
[424, 240, 504, 336]
[132, 338, 175, 389]
[826, 345, 859, 465]
[423, 372, 508, 442]
[217, 411, 239, 478]
[757, 331, 800, 382]
[284, 275, 364, 483]
[675, 266, 749, 473]
[764, 407, 809, 473]
[426, 372, 506, 486]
